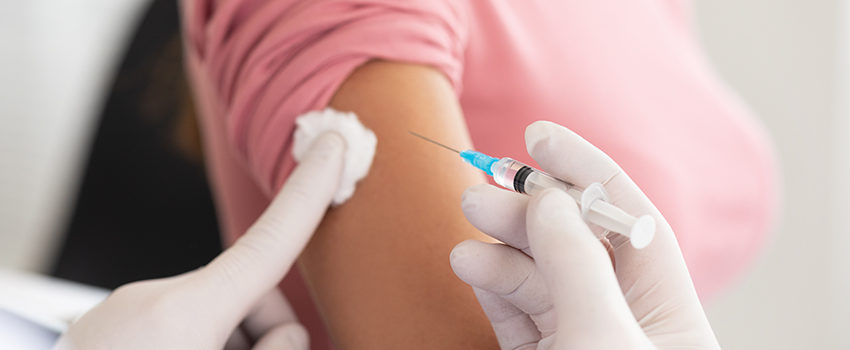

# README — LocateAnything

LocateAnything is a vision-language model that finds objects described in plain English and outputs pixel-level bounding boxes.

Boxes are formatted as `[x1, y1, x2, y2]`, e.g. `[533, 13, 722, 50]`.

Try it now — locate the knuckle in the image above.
[145, 290, 184, 318]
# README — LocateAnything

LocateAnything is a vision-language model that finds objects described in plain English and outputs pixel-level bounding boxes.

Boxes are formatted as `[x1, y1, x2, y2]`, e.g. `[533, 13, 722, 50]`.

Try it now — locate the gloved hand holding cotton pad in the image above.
[292, 108, 378, 205]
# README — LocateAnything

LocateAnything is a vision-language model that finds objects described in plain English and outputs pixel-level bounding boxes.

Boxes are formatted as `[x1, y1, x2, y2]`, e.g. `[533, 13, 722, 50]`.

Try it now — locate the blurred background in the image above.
[1, 1, 848, 348]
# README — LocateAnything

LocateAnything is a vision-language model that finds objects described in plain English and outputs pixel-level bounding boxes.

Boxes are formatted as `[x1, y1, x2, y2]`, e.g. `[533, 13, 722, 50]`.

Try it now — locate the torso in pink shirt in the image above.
[182, 1, 777, 348]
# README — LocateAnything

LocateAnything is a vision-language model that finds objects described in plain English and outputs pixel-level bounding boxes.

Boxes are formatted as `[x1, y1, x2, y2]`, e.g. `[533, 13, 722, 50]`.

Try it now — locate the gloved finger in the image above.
[197, 132, 345, 321]
[224, 327, 252, 350]
[526, 189, 644, 339]
[472, 288, 541, 350]
[241, 290, 298, 342]
[450, 240, 555, 335]
[251, 322, 309, 350]
[525, 121, 624, 190]
[461, 184, 531, 254]
[462, 184, 618, 264]
[524, 122, 711, 335]
[525, 121, 658, 219]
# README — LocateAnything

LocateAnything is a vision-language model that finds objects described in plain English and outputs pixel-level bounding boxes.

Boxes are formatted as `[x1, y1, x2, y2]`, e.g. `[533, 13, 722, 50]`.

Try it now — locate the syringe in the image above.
[410, 132, 655, 249]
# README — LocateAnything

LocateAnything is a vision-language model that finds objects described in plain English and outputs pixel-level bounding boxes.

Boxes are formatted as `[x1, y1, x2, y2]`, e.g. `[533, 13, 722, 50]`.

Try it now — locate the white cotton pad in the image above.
[292, 108, 378, 205]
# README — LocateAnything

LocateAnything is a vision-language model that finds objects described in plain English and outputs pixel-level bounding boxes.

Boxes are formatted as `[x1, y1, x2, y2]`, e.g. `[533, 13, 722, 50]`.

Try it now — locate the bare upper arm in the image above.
[297, 60, 499, 348]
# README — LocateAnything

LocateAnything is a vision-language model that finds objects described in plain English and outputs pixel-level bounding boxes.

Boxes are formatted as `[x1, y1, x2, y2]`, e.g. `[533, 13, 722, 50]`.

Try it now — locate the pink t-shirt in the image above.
[182, 0, 777, 346]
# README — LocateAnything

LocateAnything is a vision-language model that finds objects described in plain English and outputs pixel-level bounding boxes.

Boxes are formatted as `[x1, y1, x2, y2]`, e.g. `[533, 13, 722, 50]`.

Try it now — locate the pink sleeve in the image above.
[182, 0, 468, 193]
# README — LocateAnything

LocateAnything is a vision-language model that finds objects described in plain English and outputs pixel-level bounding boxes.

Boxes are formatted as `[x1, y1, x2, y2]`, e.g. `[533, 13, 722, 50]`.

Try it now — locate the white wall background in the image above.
[694, 1, 850, 349]
[0, 0, 150, 271]
[0, 1, 847, 348]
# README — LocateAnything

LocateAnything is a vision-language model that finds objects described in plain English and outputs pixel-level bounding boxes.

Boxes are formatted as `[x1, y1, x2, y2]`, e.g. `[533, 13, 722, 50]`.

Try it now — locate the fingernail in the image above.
[449, 240, 474, 267]
[524, 121, 555, 155]
[461, 186, 480, 212]
[313, 131, 347, 153]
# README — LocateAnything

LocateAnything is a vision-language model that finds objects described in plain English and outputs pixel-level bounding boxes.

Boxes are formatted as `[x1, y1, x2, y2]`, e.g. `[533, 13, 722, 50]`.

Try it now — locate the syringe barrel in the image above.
[491, 158, 577, 197]
[490, 158, 632, 236]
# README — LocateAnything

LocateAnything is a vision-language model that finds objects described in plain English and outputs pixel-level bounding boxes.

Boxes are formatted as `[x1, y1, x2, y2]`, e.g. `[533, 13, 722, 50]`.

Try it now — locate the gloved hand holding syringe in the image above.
[410, 131, 656, 249]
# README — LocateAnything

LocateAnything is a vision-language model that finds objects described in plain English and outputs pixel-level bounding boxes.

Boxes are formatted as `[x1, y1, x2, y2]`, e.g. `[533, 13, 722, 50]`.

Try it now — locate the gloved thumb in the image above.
[526, 188, 647, 343]
[194, 132, 345, 324]
[523, 121, 716, 343]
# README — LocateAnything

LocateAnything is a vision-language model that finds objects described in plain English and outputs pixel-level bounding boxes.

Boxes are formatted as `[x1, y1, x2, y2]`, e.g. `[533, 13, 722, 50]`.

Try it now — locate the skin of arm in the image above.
[296, 60, 500, 349]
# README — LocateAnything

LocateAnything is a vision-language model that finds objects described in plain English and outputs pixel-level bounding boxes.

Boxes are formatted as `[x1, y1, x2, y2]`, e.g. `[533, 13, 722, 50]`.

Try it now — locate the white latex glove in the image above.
[450, 121, 721, 349]
[54, 133, 347, 350]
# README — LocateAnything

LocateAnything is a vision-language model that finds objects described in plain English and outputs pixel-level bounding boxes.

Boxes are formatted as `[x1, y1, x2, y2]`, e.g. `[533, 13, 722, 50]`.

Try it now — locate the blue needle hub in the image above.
[459, 150, 499, 176]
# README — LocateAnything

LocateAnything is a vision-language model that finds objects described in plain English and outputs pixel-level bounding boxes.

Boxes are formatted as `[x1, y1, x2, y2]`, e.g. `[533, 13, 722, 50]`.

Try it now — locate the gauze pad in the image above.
[292, 108, 377, 205]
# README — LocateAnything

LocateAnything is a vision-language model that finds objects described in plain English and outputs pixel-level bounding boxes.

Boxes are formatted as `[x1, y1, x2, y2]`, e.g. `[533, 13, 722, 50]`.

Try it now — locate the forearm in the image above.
[297, 61, 498, 348]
